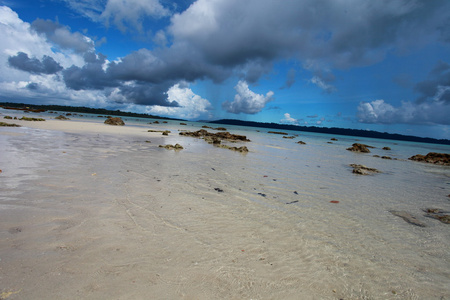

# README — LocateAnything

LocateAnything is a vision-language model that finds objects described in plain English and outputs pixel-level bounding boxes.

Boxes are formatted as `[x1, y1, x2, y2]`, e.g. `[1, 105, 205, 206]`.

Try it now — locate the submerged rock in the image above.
[268, 131, 288, 135]
[346, 143, 372, 153]
[20, 116, 45, 121]
[350, 164, 380, 175]
[104, 117, 125, 126]
[390, 210, 426, 227]
[296, 141, 306, 145]
[55, 115, 70, 120]
[159, 144, 183, 150]
[423, 208, 450, 224]
[408, 152, 450, 166]
[383, 147, 391, 150]
[0, 122, 21, 127]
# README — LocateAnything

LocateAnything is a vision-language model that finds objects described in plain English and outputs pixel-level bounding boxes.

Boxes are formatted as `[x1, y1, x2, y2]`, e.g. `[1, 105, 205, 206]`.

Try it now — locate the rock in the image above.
[381, 156, 392, 160]
[20, 116, 45, 121]
[268, 131, 288, 135]
[0, 122, 21, 127]
[390, 210, 426, 227]
[408, 152, 450, 166]
[296, 141, 306, 145]
[159, 144, 183, 150]
[180, 123, 187, 125]
[162, 130, 170, 136]
[104, 117, 125, 126]
[346, 143, 372, 153]
[55, 115, 70, 120]
[3, 116, 12, 119]
[283, 136, 295, 139]
[153, 121, 159, 124]
[350, 164, 380, 175]
[383, 147, 391, 150]
[215, 127, 227, 131]
[423, 208, 450, 224]
[331, 138, 338, 141]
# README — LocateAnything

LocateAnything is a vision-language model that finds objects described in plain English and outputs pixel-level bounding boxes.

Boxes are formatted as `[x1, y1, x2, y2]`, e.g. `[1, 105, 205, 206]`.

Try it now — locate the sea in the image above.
[1, 109, 449, 299]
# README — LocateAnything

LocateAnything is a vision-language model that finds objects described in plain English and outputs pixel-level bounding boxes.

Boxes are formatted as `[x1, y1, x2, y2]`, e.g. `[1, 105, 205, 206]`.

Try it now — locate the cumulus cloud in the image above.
[145, 82, 212, 119]
[357, 99, 450, 125]
[222, 80, 274, 114]
[8, 52, 63, 74]
[281, 113, 298, 125]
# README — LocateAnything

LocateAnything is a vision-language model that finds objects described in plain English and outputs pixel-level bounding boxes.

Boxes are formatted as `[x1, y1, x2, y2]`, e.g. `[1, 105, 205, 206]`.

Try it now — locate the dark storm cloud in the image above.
[8, 52, 63, 74]
[415, 60, 450, 103]
[50, 0, 450, 108]
[31, 18, 94, 53]
[117, 82, 179, 106]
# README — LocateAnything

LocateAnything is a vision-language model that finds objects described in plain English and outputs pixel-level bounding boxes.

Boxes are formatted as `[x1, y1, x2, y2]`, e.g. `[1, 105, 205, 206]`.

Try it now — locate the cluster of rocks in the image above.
[179, 129, 250, 142]
[104, 116, 125, 126]
[408, 152, 450, 166]
[179, 129, 250, 153]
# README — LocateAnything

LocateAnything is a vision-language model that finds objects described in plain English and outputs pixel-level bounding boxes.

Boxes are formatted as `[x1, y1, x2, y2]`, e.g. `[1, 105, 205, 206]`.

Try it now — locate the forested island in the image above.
[209, 119, 450, 145]
[0, 102, 182, 121]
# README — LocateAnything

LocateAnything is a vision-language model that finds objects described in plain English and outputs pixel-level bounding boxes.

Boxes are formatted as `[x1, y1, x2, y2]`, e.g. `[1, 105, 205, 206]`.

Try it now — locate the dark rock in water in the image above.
[180, 123, 187, 125]
[55, 115, 70, 120]
[331, 138, 338, 141]
[159, 144, 183, 150]
[423, 208, 450, 224]
[0, 122, 21, 127]
[286, 200, 298, 204]
[350, 164, 380, 175]
[104, 117, 125, 126]
[283, 136, 295, 139]
[390, 210, 426, 227]
[346, 143, 372, 153]
[408, 152, 450, 166]
[258, 193, 267, 197]
[179, 129, 250, 142]
[373, 155, 380, 158]
[162, 130, 170, 135]
[383, 147, 391, 150]
[268, 131, 288, 135]
[381, 156, 392, 160]
[3, 116, 12, 119]
[296, 141, 306, 145]
[214, 188, 224, 192]
[20, 116, 45, 121]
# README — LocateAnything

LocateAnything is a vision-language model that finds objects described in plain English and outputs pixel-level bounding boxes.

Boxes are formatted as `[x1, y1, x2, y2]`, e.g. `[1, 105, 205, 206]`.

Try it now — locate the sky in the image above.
[0, 0, 449, 139]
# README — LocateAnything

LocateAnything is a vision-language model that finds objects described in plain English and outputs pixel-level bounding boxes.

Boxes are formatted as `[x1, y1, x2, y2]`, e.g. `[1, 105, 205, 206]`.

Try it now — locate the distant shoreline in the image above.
[1, 101, 449, 145]
[209, 119, 450, 146]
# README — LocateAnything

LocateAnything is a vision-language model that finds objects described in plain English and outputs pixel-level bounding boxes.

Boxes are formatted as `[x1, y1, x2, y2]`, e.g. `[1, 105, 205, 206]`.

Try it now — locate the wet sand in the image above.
[1, 116, 450, 299]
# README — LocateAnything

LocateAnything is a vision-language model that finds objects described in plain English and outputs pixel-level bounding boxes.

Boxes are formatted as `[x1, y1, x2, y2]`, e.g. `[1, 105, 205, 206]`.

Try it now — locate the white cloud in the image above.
[357, 99, 450, 125]
[310, 76, 336, 93]
[222, 80, 274, 114]
[281, 113, 298, 125]
[144, 81, 212, 119]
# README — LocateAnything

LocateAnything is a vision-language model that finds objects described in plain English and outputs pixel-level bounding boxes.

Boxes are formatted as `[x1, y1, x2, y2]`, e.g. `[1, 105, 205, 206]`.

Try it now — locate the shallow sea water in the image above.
[0, 113, 450, 299]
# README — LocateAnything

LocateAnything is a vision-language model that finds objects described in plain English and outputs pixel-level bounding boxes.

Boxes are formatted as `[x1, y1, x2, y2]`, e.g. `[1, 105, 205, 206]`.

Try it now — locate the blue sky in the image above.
[1, 0, 449, 139]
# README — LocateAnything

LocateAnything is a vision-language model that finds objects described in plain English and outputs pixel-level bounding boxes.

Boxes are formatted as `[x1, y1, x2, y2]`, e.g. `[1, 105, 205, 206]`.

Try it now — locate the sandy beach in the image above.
[1, 113, 450, 299]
